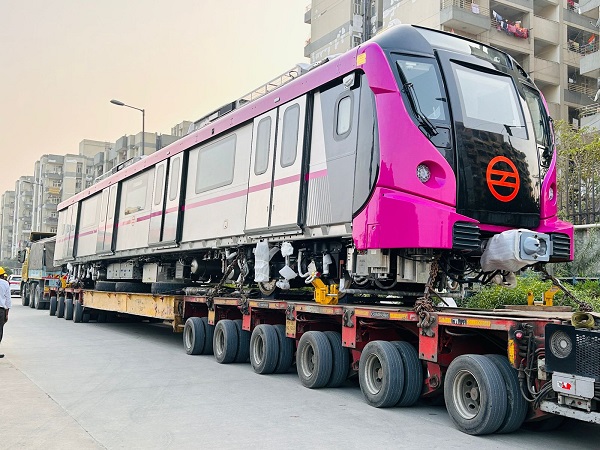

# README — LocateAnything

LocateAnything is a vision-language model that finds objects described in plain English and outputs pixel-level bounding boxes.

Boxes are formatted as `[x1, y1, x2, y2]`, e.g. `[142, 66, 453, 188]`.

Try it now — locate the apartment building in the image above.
[11, 177, 35, 258]
[0, 191, 15, 261]
[304, 0, 600, 124]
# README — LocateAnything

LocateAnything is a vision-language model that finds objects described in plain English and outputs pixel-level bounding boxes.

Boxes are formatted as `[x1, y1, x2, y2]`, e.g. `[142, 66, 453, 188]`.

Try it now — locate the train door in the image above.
[65, 203, 79, 259]
[245, 96, 306, 233]
[96, 184, 118, 254]
[162, 154, 184, 243]
[148, 161, 167, 245]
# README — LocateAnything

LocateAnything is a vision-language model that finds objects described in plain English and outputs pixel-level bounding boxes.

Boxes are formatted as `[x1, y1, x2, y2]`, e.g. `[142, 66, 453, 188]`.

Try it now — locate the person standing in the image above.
[0, 267, 11, 358]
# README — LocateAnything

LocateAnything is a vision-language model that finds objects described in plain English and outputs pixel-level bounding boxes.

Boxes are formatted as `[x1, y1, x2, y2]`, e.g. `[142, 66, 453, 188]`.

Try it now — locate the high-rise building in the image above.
[12, 177, 34, 258]
[304, 0, 600, 124]
[0, 191, 15, 262]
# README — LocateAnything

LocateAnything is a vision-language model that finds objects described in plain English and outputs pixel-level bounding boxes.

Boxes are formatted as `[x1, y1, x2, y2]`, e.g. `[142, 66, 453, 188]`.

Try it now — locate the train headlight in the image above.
[548, 186, 554, 201]
[549, 330, 572, 359]
[416, 164, 431, 183]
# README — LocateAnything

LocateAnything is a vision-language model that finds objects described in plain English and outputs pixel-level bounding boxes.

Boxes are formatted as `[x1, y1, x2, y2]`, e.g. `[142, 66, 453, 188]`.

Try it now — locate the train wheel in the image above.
[34, 286, 44, 310]
[213, 319, 239, 364]
[391, 341, 423, 407]
[249, 324, 279, 374]
[64, 298, 74, 320]
[324, 331, 349, 388]
[273, 324, 294, 374]
[233, 319, 250, 363]
[444, 354, 507, 435]
[73, 300, 84, 323]
[49, 296, 57, 316]
[183, 317, 205, 355]
[56, 296, 65, 318]
[200, 317, 214, 355]
[359, 341, 404, 407]
[297, 331, 333, 389]
[485, 354, 528, 433]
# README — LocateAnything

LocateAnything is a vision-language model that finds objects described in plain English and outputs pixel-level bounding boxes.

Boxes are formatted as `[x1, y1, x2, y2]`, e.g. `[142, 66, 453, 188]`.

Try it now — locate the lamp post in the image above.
[110, 99, 145, 157]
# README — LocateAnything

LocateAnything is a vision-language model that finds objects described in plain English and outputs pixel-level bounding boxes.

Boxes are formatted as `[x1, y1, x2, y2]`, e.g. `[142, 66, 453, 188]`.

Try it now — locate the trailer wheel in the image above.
[95, 281, 117, 292]
[73, 300, 84, 323]
[444, 354, 508, 435]
[64, 298, 74, 320]
[485, 354, 528, 433]
[391, 341, 423, 407]
[233, 320, 250, 363]
[213, 319, 239, 364]
[21, 286, 29, 306]
[97, 312, 107, 323]
[324, 331, 349, 388]
[200, 317, 214, 355]
[273, 324, 294, 374]
[49, 296, 57, 316]
[183, 317, 205, 355]
[34, 285, 44, 310]
[250, 324, 280, 374]
[56, 296, 65, 318]
[297, 331, 333, 389]
[29, 285, 36, 308]
[359, 341, 404, 407]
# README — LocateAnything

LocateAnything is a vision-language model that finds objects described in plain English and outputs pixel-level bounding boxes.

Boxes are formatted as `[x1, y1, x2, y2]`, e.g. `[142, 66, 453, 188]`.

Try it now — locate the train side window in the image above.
[124, 172, 149, 215]
[280, 104, 300, 168]
[154, 165, 165, 206]
[108, 188, 116, 220]
[81, 196, 99, 228]
[335, 94, 353, 138]
[169, 158, 180, 201]
[196, 134, 237, 193]
[254, 117, 272, 175]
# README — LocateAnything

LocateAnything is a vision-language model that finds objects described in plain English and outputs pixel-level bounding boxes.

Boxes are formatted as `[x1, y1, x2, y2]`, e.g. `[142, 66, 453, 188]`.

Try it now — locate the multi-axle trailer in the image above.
[42, 286, 599, 436]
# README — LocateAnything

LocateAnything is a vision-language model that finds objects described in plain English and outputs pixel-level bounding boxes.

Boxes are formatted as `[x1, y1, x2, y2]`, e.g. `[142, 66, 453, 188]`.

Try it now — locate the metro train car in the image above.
[55, 25, 573, 301]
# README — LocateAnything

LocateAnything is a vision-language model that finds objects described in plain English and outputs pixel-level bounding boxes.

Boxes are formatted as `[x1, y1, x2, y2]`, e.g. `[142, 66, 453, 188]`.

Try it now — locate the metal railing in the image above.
[579, 103, 600, 118]
[567, 39, 599, 55]
[441, 0, 490, 16]
[568, 82, 597, 98]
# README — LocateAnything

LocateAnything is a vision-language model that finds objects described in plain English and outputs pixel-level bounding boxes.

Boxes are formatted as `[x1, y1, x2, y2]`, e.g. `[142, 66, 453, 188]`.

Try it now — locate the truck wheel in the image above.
[183, 317, 205, 355]
[444, 354, 508, 435]
[200, 317, 214, 355]
[64, 298, 74, 320]
[56, 296, 65, 318]
[273, 324, 294, 374]
[21, 286, 29, 307]
[359, 341, 404, 407]
[95, 281, 116, 292]
[250, 324, 279, 374]
[34, 285, 44, 310]
[97, 312, 108, 323]
[213, 319, 239, 364]
[324, 331, 349, 387]
[29, 285, 36, 308]
[49, 296, 57, 316]
[297, 331, 333, 389]
[233, 319, 250, 363]
[391, 341, 423, 407]
[485, 354, 528, 433]
[73, 300, 84, 323]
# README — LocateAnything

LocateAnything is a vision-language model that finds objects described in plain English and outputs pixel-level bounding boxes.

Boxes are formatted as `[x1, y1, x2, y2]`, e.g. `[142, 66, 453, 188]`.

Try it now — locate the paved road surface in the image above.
[1, 301, 599, 449]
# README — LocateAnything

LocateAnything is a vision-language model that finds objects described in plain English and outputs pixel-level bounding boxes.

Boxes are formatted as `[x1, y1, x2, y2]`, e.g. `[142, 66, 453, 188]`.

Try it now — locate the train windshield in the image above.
[451, 62, 526, 139]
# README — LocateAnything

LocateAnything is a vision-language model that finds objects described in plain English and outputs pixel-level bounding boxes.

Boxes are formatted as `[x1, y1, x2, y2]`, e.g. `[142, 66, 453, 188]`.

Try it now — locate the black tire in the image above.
[391, 341, 423, 407]
[250, 324, 280, 375]
[64, 298, 74, 320]
[49, 296, 57, 316]
[273, 324, 294, 374]
[35, 285, 44, 310]
[233, 319, 251, 363]
[21, 286, 29, 306]
[151, 282, 186, 295]
[29, 284, 36, 308]
[73, 300, 84, 323]
[324, 331, 349, 387]
[183, 317, 205, 355]
[82, 313, 90, 323]
[200, 317, 214, 355]
[97, 312, 107, 323]
[56, 296, 65, 318]
[95, 281, 117, 292]
[213, 319, 239, 364]
[115, 282, 151, 294]
[485, 354, 528, 434]
[359, 341, 404, 407]
[444, 354, 508, 435]
[297, 331, 333, 389]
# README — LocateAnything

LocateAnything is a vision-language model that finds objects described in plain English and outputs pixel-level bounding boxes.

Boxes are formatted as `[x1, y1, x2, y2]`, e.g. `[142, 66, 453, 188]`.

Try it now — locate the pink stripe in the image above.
[305, 169, 327, 180]
[248, 181, 272, 193]
[273, 174, 301, 187]
[78, 229, 97, 238]
[184, 188, 248, 210]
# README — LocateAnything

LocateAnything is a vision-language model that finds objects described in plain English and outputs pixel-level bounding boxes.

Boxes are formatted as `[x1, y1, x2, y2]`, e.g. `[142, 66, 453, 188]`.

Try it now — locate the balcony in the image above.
[579, 42, 600, 75]
[565, 82, 596, 105]
[579, 104, 600, 130]
[304, 3, 311, 24]
[533, 57, 560, 85]
[579, 0, 600, 13]
[564, 7, 599, 31]
[533, 16, 559, 45]
[43, 216, 58, 225]
[440, 0, 491, 35]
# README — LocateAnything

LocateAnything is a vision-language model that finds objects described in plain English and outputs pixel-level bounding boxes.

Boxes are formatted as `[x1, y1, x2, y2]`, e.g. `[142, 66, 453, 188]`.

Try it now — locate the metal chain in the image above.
[415, 256, 440, 336]
[539, 266, 594, 312]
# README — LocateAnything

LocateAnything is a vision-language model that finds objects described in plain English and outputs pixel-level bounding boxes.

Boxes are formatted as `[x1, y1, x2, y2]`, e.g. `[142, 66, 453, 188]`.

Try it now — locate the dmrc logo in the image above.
[486, 156, 520, 202]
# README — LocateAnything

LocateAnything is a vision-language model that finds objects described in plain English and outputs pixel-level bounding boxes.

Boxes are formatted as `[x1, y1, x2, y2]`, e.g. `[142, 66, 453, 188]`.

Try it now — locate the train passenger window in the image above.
[108, 188, 116, 220]
[196, 135, 236, 193]
[124, 172, 149, 215]
[169, 158, 180, 201]
[154, 165, 165, 206]
[80, 196, 99, 228]
[281, 104, 300, 167]
[254, 117, 272, 175]
[335, 94, 353, 137]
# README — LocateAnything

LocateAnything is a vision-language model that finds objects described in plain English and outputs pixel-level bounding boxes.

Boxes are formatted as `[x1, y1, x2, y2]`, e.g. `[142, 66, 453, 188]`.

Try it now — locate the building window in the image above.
[76, 163, 83, 174]
[76, 179, 82, 190]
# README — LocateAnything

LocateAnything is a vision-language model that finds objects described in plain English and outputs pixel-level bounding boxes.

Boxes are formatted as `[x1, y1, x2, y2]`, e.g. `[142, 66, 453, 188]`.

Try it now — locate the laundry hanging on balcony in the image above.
[493, 10, 529, 39]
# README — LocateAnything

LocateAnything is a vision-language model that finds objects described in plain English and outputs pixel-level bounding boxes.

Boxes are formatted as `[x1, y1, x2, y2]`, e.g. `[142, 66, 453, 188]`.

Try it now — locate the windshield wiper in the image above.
[397, 68, 438, 136]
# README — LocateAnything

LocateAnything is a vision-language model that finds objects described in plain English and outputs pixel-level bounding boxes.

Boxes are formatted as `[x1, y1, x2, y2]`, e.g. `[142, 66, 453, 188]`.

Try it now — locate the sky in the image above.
[0, 0, 309, 196]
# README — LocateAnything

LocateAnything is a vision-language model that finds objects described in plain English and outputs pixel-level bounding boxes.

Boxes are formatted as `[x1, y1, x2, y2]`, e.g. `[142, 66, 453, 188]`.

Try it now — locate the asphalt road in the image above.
[1, 300, 599, 449]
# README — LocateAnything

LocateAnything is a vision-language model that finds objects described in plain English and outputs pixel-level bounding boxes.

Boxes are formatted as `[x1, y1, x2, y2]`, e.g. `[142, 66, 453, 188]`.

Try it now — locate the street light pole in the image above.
[110, 99, 145, 157]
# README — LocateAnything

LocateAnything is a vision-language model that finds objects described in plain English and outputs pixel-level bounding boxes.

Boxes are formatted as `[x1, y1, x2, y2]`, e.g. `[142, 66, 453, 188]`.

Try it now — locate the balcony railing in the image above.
[567, 39, 598, 55]
[568, 82, 597, 98]
[578, 103, 600, 118]
[442, 0, 490, 16]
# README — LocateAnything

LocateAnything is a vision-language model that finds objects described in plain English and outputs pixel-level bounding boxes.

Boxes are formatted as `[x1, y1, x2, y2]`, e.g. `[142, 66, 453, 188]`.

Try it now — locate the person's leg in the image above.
[0, 308, 5, 357]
